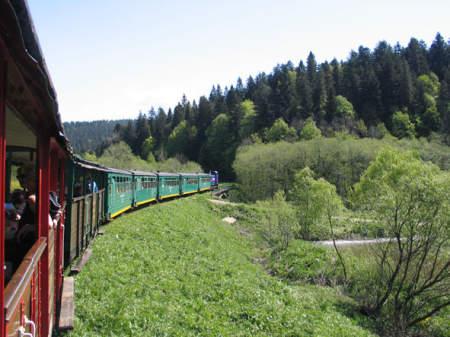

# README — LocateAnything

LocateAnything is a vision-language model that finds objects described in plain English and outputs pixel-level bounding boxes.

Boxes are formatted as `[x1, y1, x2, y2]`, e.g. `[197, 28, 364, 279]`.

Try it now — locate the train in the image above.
[64, 158, 218, 268]
[0, 1, 218, 336]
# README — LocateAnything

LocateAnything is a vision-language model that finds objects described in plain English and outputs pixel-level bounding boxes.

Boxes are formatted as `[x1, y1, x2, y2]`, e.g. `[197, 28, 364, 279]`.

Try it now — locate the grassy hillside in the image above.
[67, 196, 376, 337]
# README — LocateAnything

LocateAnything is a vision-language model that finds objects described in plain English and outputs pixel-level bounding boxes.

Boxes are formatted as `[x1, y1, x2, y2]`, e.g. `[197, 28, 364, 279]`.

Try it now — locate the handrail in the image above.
[72, 188, 105, 202]
[4, 238, 47, 322]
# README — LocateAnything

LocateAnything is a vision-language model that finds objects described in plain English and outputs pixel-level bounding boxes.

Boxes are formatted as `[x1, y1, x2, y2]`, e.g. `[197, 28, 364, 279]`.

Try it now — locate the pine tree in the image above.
[404, 38, 429, 76]
[429, 33, 449, 79]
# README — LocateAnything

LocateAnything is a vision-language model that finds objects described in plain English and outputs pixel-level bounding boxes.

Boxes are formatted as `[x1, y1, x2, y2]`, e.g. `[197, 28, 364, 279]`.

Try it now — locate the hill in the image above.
[104, 33, 450, 180]
[63, 119, 130, 153]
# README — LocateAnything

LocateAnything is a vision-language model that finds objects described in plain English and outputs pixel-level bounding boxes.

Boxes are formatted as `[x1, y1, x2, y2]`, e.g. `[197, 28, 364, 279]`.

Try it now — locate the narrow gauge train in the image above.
[0, 2, 218, 336]
[64, 158, 218, 268]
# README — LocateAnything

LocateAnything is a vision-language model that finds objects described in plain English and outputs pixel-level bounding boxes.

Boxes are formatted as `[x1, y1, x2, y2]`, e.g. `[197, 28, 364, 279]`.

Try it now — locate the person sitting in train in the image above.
[73, 182, 83, 197]
[15, 163, 37, 257]
[48, 191, 62, 229]
[4, 188, 28, 282]
[87, 176, 98, 193]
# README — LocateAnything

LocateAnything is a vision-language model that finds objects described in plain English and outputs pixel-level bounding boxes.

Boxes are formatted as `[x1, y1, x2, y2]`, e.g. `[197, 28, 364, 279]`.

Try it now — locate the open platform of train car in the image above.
[1, 1, 72, 336]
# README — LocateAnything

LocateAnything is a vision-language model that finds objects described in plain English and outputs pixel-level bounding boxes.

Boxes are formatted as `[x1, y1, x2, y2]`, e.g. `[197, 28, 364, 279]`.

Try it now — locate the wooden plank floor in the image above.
[70, 248, 92, 275]
[58, 277, 74, 331]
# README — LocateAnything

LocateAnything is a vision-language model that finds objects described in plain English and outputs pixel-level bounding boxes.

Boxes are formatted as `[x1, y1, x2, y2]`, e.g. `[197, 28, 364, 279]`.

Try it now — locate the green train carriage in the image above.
[106, 169, 134, 219]
[180, 173, 199, 195]
[199, 173, 213, 191]
[132, 171, 158, 206]
[157, 172, 181, 200]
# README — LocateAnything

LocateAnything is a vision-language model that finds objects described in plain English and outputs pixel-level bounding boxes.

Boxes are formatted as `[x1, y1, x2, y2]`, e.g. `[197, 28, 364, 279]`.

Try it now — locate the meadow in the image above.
[67, 195, 376, 337]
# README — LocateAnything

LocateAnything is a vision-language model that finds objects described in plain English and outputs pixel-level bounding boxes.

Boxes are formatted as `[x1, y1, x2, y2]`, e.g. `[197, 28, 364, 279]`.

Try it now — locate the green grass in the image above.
[68, 195, 376, 337]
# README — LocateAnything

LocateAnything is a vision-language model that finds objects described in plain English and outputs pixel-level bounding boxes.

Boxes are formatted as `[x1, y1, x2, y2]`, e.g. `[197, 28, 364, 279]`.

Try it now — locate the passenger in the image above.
[73, 183, 82, 197]
[87, 176, 98, 193]
[11, 189, 26, 215]
[4, 203, 19, 283]
[15, 163, 37, 261]
[49, 191, 62, 229]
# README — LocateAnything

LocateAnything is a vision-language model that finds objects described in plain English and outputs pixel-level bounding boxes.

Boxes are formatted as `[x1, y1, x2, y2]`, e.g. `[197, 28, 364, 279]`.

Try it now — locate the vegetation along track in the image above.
[67, 195, 376, 337]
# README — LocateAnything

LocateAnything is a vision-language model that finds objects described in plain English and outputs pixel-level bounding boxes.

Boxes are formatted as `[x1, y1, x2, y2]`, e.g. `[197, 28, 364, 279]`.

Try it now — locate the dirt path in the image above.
[317, 238, 393, 246]
[208, 199, 240, 206]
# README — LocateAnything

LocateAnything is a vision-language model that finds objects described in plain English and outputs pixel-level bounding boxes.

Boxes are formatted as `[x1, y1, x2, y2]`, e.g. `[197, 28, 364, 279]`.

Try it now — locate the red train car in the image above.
[0, 1, 69, 336]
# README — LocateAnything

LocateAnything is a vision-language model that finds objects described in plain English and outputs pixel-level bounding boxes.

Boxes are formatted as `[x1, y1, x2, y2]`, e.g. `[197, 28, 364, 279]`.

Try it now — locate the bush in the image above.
[269, 240, 332, 283]
[257, 191, 297, 250]
[300, 117, 322, 140]
[288, 167, 343, 240]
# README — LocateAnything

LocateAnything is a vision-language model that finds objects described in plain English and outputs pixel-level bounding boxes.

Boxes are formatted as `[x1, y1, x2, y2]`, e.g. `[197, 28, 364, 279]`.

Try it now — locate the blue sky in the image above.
[28, 0, 449, 122]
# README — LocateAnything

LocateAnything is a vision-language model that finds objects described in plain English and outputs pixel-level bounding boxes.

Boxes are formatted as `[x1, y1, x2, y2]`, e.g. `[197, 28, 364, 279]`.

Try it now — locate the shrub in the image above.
[352, 148, 450, 336]
[288, 167, 343, 240]
[269, 240, 332, 284]
[300, 117, 322, 140]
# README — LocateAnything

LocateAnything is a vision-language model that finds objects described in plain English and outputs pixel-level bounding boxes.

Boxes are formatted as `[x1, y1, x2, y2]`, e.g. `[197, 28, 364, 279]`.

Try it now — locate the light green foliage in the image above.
[69, 197, 376, 337]
[257, 191, 297, 250]
[167, 121, 197, 157]
[94, 141, 201, 173]
[81, 151, 98, 162]
[422, 93, 441, 131]
[152, 157, 201, 173]
[289, 167, 343, 240]
[373, 123, 390, 139]
[265, 118, 297, 142]
[417, 72, 440, 98]
[336, 95, 355, 118]
[391, 110, 416, 138]
[417, 73, 442, 134]
[141, 136, 155, 161]
[238, 100, 257, 140]
[233, 137, 449, 203]
[300, 117, 322, 140]
[269, 240, 332, 283]
[352, 149, 450, 334]
[354, 120, 368, 137]
[201, 114, 236, 178]
[96, 141, 149, 170]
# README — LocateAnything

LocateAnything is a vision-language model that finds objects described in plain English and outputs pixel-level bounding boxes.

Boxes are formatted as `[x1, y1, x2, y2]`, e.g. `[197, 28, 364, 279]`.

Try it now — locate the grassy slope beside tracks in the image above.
[68, 195, 375, 337]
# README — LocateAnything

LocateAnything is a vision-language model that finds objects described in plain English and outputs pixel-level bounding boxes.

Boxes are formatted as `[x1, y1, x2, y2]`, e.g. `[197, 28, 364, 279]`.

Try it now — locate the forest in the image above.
[66, 33, 450, 180]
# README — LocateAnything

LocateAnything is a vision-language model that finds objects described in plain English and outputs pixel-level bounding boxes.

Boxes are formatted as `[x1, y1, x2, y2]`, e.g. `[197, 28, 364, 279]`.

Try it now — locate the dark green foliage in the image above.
[63, 119, 130, 153]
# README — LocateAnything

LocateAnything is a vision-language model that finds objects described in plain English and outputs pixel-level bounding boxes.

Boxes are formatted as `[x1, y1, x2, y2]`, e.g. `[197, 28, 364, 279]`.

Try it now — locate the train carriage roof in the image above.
[179, 173, 201, 177]
[131, 170, 157, 177]
[157, 172, 180, 177]
[1, 0, 72, 153]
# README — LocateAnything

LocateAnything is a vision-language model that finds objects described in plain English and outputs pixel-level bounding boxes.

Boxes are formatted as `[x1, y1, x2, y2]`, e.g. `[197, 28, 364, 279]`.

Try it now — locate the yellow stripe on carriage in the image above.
[136, 197, 156, 206]
[199, 187, 211, 191]
[182, 190, 197, 195]
[111, 205, 132, 218]
[160, 193, 180, 200]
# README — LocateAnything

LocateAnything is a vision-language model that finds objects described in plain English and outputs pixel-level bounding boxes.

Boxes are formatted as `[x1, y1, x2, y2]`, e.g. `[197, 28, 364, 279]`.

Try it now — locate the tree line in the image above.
[76, 33, 449, 179]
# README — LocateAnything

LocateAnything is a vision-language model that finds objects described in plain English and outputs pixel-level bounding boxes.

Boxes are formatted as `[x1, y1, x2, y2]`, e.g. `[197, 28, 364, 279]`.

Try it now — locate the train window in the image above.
[4, 106, 38, 285]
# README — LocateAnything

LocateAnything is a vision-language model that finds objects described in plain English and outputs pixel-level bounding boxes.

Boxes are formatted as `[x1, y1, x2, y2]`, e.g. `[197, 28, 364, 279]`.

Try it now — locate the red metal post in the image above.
[57, 157, 65, 304]
[38, 135, 50, 337]
[0, 52, 7, 337]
